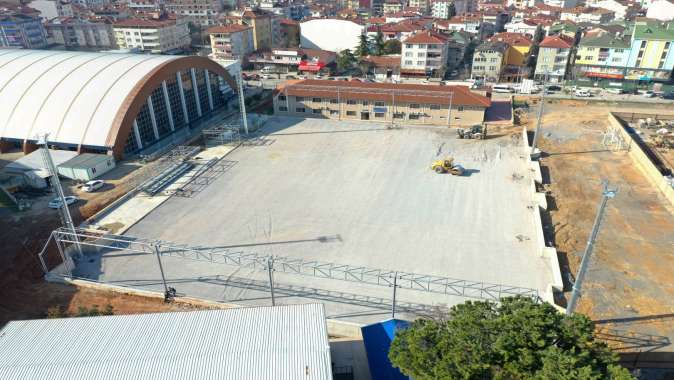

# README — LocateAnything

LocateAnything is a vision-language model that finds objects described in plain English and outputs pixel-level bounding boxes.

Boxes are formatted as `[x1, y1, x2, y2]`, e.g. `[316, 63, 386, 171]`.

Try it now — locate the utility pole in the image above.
[236, 63, 249, 135]
[391, 271, 399, 319]
[531, 70, 548, 155]
[153, 243, 175, 302]
[566, 181, 617, 315]
[39, 134, 82, 259]
[267, 256, 276, 306]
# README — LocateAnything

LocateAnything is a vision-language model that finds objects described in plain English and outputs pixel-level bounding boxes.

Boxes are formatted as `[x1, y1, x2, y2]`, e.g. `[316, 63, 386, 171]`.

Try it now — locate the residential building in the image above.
[491, 32, 533, 81]
[28, 0, 74, 19]
[542, 0, 578, 8]
[624, 19, 674, 81]
[471, 41, 508, 82]
[646, 0, 674, 21]
[0, 305, 333, 380]
[534, 34, 575, 81]
[278, 18, 299, 48]
[401, 30, 449, 78]
[589, 0, 639, 20]
[248, 47, 336, 73]
[446, 30, 470, 71]
[574, 30, 632, 82]
[408, 0, 430, 12]
[360, 54, 401, 81]
[242, 8, 274, 50]
[505, 19, 539, 36]
[432, 1, 453, 19]
[548, 21, 580, 39]
[366, 21, 423, 42]
[436, 15, 482, 34]
[113, 16, 190, 54]
[273, 80, 492, 126]
[507, 0, 538, 9]
[127, 0, 162, 12]
[0, 14, 48, 49]
[207, 24, 253, 61]
[560, 7, 615, 24]
[164, 0, 222, 27]
[46, 17, 116, 48]
[454, 0, 477, 14]
[382, 1, 403, 13]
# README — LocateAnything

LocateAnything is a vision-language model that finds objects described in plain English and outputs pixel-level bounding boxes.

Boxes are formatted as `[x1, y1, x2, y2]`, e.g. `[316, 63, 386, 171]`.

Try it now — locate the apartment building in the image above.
[471, 41, 508, 82]
[407, 0, 430, 12]
[490, 32, 533, 81]
[207, 24, 254, 61]
[432, 1, 453, 19]
[382, 1, 403, 14]
[624, 19, 674, 81]
[560, 7, 615, 24]
[46, 17, 116, 49]
[0, 14, 48, 49]
[534, 34, 575, 82]
[273, 80, 492, 126]
[574, 30, 631, 81]
[164, 0, 222, 27]
[113, 16, 190, 53]
[401, 31, 449, 78]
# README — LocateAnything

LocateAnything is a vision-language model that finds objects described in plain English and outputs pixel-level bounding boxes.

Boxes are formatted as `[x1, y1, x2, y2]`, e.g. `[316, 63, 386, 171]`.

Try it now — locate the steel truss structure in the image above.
[42, 228, 540, 304]
[202, 124, 241, 146]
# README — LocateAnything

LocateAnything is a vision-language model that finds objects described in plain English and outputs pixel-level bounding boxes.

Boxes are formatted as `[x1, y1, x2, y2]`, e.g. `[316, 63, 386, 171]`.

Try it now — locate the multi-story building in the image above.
[624, 19, 674, 82]
[534, 34, 575, 82]
[273, 80, 492, 126]
[248, 47, 336, 73]
[542, 0, 578, 8]
[46, 17, 116, 49]
[471, 41, 508, 82]
[589, 0, 639, 20]
[278, 18, 300, 48]
[436, 15, 482, 35]
[407, 0, 430, 12]
[491, 32, 533, 81]
[560, 7, 615, 24]
[506, 0, 538, 9]
[401, 31, 450, 78]
[207, 24, 254, 61]
[382, 1, 403, 14]
[504, 19, 539, 37]
[432, 2, 453, 19]
[0, 14, 48, 49]
[113, 16, 190, 54]
[164, 0, 222, 27]
[241, 8, 274, 50]
[574, 30, 631, 82]
[127, 0, 162, 12]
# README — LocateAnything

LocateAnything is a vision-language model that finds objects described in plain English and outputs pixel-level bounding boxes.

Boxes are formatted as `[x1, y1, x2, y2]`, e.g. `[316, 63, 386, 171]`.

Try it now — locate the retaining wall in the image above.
[521, 126, 564, 306]
[608, 113, 674, 208]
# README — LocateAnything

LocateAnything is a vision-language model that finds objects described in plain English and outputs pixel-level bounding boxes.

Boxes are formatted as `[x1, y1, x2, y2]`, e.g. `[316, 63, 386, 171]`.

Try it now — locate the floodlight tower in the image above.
[236, 63, 249, 135]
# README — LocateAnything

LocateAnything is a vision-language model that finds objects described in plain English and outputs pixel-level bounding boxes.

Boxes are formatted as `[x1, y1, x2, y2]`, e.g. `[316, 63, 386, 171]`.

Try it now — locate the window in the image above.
[346, 110, 356, 116]
[92, 167, 96, 174]
[330, 110, 339, 115]
[584, 56, 593, 60]
[419, 44, 426, 48]
[406, 44, 412, 48]
[612, 57, 621, 62]
[362, 100, 369, 106]
[375, 101, 385, 107]
[327, 98, 337, 104]
[312, 97, 321, 103]
[587, 47, 595, 51]
[278, 95, 286, 101]
[405, 52, 413, 57]
[638, 50, 644, 58]
[313, 109, 322, 114]
[295, 107, 305, 112]
[405, 60, 413, 65]
[417, 61, 424, 65]
[614, 49, 624, 53]
[490, 58, 497, 62]
[641, 41, 647, 48]
[418, 52, 425, 57]
[375, 112, 385, 118]
[296, 96, 304, 101]
[393, 112, 405, 119]
[430, 104, 441, 110]
[279, 106, 288, 111]
[409, 114, 420, 120]
[346, 99, 357, 105]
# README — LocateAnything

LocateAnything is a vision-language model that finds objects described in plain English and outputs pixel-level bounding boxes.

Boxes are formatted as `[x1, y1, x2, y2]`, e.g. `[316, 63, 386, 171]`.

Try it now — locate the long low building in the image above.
[273, 80, 492, 126]
[0, 49, 238, 160]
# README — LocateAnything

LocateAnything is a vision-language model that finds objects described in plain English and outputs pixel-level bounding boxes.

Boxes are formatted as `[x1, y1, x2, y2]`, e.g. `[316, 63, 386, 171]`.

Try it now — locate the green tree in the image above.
[336, 49, 356, 72]
[389, 297, 634, 380]
[383, 39, 402, 54]
[370, 30, 385, 56]
[355, 33, 370, 57]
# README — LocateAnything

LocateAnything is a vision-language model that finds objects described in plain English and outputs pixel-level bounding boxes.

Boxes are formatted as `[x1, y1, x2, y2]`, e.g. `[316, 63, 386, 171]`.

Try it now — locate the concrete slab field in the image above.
[74, 117, 555, 323]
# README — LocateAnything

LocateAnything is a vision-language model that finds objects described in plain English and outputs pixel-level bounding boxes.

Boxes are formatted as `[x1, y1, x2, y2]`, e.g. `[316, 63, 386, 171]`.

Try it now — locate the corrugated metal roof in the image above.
[0, 304, 332, 380]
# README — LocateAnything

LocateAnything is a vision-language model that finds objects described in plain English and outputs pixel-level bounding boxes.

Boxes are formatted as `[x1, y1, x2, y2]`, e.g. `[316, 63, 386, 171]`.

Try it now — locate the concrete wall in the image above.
[607, 112, 674, 208]
[274, 94, 486, 126]
[521, 125, 565, 307]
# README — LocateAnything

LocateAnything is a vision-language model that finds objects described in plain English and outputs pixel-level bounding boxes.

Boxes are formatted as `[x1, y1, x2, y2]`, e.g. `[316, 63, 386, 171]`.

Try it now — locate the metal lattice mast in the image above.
[39, 135, 82, 258]
[566, 181, 617, 315]
[236, 66, 249, 135]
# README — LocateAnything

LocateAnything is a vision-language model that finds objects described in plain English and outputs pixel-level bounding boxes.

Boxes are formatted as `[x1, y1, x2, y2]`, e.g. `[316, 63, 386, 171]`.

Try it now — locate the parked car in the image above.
[82, 180, 104, 192]
[314, 73, 323, 79]
[642, 90, 657, 98]
[546, 85, 562, 92]
[574, 89, 592, 97]
[48, 196, 78, 209]
[285, 74, 297, 79]
[248, 73, 260, 81]
[261, 73, 272, 80]
[299, 75, 307, 80]
[449, 70, 459, 77]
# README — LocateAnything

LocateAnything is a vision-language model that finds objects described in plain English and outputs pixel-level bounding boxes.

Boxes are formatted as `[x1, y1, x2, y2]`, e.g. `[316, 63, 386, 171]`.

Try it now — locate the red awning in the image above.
[298, 61, 326, 72]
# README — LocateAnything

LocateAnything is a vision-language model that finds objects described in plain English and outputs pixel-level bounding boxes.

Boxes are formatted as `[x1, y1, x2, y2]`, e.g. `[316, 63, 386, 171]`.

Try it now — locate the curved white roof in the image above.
[0, 49, 181, 148]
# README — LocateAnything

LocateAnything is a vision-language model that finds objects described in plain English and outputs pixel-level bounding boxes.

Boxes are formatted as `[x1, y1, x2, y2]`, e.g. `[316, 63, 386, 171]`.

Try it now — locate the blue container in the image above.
[361, 319, 411, 380]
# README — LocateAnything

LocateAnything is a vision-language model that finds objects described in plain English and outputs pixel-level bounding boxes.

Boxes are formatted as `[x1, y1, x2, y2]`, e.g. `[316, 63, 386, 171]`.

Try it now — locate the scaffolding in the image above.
[282, 84, 455, 126]
[42, 228, 541, 309]
[202, 124, 241, 146]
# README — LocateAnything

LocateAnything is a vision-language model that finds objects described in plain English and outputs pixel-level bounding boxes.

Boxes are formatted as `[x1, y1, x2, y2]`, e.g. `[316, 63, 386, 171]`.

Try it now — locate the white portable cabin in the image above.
[57, 153, 115, 181]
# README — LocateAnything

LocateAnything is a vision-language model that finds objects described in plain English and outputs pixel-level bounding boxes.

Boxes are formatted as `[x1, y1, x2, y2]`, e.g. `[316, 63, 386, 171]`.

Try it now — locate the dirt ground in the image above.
[531, 100, 674, 351]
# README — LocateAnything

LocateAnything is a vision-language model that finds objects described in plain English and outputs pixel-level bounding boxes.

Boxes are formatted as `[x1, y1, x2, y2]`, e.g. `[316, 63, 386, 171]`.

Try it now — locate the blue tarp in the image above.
[361, 319, 411, 380]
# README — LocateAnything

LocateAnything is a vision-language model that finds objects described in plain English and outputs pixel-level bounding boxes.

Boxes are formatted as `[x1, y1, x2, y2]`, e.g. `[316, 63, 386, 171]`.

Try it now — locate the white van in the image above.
[492, 84, 513, 93]
[574, 88, 592, 97]
[261, 66, 274, 74]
